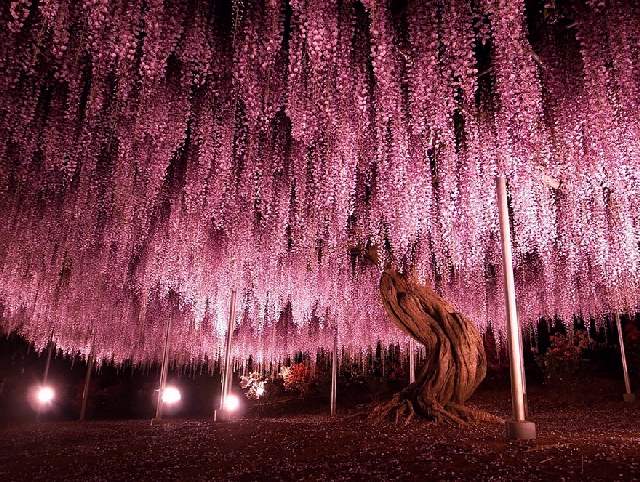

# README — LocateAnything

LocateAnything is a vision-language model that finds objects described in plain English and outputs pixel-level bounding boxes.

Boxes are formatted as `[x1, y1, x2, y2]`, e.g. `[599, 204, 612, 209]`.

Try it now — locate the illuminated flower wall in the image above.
[0, 0, 638, 364]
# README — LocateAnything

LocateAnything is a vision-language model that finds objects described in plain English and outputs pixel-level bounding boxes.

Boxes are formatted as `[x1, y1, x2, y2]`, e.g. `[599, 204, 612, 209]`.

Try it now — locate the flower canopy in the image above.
[1, 0, 639, 363]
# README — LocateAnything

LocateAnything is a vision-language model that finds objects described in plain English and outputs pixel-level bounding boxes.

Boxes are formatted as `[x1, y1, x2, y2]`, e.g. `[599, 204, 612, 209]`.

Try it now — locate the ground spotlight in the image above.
[161, 386, 182, 405]
[223, 393, 240, 412]
[35, 385, 55, 405]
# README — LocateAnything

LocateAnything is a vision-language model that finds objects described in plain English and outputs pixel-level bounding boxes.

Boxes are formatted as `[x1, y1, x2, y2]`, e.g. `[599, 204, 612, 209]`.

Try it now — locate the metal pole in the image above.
[496, 175, 536, 440]
[37, 333, 54, 421]
[409, 338, 416, 384]
[43, 330, 55, 384]
[80, 352, 94, 421]
[615, 314, 635, 402]
[43, 339, 53, 384]
[330, 330, 337, 416]
[217, 289, 237, 418]
[155, 317, 172, 420]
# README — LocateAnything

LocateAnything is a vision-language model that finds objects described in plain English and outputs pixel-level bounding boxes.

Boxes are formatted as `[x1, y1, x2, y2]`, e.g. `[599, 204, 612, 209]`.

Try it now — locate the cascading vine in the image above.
[0, 0, 638, 366]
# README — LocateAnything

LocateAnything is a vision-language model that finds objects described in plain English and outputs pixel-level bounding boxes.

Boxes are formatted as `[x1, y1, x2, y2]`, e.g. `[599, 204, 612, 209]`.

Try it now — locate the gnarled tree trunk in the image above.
[372, 268, 501, 425]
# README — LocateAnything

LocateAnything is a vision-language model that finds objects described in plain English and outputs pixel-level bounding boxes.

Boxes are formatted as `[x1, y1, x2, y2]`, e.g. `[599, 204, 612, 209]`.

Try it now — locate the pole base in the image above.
[505, 419, 536, 441]
[623, 393, 636, 403]
[214, 409, 235, 422]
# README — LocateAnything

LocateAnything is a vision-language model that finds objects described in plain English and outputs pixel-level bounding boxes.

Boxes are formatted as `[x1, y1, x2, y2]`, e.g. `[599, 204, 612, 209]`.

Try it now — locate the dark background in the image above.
[1, 313, 637, 424]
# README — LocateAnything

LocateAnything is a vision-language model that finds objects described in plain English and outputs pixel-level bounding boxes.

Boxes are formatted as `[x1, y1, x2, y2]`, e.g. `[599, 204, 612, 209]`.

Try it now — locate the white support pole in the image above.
[330, 330, 337, 417]
[43, 338, 53, 384]
[37, 332, 54, 421]
[154, 317, 172, 421]
[615, 314, 635, 402]
[42, 329, 55, 384]
[496, 175, 536, 440]
[216, 289, 237, 420]
[409, 338, 416, 384]
[80, 352, 94, 421]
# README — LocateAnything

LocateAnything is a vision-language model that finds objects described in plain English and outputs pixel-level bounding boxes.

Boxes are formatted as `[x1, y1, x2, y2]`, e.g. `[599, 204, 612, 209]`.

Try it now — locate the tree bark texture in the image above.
[373, 268, 499, 425]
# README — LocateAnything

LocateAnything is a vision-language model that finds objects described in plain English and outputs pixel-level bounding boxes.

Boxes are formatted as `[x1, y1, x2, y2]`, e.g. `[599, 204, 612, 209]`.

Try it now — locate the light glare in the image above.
[161, 386, 182, 405]
[36, 385, 55, 404]
[223, 394, 240, 412]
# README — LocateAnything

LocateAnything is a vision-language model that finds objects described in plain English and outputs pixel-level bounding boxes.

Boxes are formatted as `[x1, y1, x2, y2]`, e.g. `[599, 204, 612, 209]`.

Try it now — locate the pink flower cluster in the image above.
[0, 0, 638, 365]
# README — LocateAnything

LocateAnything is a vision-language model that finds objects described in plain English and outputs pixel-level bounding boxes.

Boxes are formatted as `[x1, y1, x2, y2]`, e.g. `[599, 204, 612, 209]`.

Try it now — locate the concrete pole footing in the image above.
[505, 420, 536, 441]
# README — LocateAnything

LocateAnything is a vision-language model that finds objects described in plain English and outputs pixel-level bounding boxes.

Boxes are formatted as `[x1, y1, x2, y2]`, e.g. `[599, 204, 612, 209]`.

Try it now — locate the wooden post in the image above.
[496, 175, 536, 440]
[615, 314, 635, 402]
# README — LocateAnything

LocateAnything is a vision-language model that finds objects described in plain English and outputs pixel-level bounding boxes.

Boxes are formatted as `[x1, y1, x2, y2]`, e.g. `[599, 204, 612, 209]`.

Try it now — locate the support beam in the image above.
[36, 333, 55, 421]
[615, 314, 635, 403]
[216, 289, 237, 420]
[43, 331, 54, 384]
[330, 330, 337, 417]
[408, 338, 416, 384]
[496, 175, 536, 441]
[154, 317, 172, 421]
[79, 352, 94, 421]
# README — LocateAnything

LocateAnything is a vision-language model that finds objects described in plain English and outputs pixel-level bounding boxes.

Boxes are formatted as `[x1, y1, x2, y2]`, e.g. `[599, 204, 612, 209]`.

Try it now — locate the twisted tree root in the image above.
[370, 392, 503, 427]
[369, 269, 503, 428]
[445, 402, 504, 425]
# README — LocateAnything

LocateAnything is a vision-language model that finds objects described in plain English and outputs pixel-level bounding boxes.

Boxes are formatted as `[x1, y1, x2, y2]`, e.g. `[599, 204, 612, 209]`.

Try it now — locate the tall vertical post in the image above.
[37, 333, 55, 421]
[80, 352, 94, 421]
[217, 289, 237, 419]
[43, 331, 54, 384]
[496, 175, 536, 440]
[330, 330, 337, 417]
[154, 317, 172, 421]
[615, 314, 635, 402]
[408, 338, 416, 384]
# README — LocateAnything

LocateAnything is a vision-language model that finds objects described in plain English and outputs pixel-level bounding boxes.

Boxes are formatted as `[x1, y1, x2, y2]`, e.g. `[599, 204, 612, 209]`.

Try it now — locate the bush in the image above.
[281, 363, 312, 396]
[239, 372, 268, 400]
[536, 330, 590, 383]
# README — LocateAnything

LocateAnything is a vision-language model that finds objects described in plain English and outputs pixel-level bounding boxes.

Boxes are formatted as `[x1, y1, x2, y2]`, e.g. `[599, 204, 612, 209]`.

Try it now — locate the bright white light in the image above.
[161, 386, 182, 405]
[223, 393, 240, 412]
[36, 386, 55, 404]
[255, 386, 265, 397]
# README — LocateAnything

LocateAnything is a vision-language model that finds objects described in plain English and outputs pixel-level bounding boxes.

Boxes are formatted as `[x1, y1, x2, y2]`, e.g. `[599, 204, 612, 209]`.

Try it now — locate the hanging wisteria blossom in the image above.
[0, 0, 639, 365]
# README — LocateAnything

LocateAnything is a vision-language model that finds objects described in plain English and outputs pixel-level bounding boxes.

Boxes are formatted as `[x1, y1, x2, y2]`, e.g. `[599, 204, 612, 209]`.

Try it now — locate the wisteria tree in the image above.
[0, 0, 639, 420]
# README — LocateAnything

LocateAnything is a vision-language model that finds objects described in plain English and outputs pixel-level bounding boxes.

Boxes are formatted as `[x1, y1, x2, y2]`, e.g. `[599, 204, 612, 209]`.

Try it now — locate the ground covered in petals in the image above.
[1, 383, 638, 481]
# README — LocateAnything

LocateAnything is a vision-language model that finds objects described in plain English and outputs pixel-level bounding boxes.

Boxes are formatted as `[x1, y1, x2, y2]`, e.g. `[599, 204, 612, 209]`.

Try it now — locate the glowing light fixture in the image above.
[161, 386, 182, 405]
[36, 385, 55, 405]
[223, 393, 240, 412]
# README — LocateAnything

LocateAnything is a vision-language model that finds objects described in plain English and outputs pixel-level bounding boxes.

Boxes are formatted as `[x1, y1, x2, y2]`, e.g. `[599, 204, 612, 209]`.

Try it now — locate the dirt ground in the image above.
[1, 381, 639, 481]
